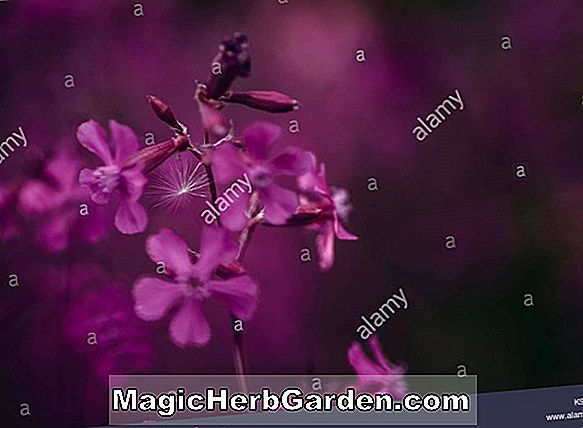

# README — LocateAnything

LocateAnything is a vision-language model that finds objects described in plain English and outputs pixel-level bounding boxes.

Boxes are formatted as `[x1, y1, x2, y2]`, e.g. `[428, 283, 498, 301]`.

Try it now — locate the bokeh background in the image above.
[1, 0, 583, 426]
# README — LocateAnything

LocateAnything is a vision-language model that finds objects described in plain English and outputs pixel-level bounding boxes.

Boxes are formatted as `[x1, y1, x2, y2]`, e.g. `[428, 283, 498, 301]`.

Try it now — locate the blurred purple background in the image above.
[1, 0, 583, 426]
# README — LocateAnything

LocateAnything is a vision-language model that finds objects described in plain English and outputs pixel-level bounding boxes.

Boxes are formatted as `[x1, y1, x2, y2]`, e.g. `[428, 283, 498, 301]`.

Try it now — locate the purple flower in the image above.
[17, 147, 109, 251]
[133, 227, 259, 348]
[77, 119, 148, 234]
[211, 122, 311, 231]
[348, 336, 408, 399]
[298, 153, 358, 271]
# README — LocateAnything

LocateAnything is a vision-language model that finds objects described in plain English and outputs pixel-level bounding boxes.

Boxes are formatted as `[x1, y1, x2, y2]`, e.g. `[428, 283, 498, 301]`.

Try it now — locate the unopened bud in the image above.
[206, 33, 251, 99]
[125, 136, 190, 173]
[220, 90, 300, 113]
[147, 95, 182, 130]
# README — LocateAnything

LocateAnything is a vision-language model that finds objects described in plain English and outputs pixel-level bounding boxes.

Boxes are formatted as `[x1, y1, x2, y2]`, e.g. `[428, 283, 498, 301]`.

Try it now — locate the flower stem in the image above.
[235, 193, 262, 261]
[237, 223, 257, 262]
[203, 163, 218, 203]
[189, 143, 248, 391]
[231, 314, 249, 394]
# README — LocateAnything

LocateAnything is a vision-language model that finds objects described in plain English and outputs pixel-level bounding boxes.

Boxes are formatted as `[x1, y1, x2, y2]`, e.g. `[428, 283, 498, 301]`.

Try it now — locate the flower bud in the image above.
[206, 32, 251, 99]
[220, 90, 300, 113]
[147, 95, 182, 131]
[125, 136, 190, 173]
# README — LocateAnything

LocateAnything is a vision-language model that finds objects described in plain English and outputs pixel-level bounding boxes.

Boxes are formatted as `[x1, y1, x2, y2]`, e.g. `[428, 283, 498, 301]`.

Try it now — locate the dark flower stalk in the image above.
[196, 32, 255, 388]
[206, 32, 251, 100]
[236, 194, 263, 261]
[197, 33, 299, 137]
[231, 314, 249, 394]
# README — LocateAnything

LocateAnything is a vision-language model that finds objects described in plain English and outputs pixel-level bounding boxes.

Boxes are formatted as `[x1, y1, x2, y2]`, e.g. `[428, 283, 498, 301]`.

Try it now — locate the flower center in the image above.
[249, 165, 272, 188]
[94, 165, 121, 194]
[183, 278, 210, 300]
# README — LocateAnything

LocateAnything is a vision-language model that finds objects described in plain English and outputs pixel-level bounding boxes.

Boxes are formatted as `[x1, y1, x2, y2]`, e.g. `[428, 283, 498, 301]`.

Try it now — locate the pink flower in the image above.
[211, 122, 311, 231]
[348, 336, 408, 399]
[17, 147, 109, 251]
[298, 152, 358, 271]
[133, 227, 259, 348]
[77, 119, 148, 234]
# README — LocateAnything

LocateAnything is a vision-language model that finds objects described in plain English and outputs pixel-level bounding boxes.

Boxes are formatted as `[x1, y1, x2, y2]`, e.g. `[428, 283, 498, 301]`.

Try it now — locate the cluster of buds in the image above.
[195, 32, 299, 137]
[206, 32, 251, 100]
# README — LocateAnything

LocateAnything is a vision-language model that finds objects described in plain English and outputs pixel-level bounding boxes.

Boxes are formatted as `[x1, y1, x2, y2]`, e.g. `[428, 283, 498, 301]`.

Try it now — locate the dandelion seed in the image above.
[146, 155, 209, 212]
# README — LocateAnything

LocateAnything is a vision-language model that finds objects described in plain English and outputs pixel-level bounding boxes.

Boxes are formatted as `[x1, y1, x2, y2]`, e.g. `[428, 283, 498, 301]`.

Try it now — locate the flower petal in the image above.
[211, 144, 246, 185]
[207, 275, 259, 320]
[298, 158, 330, 196]
[193, 226, 239, 280]
[133, 277, 185, 321]
[369, 337, 390, 371]
[219, 193, 250, 232]
[370, 336, 407, 376]
[120, 164, 147, 202]
[316, 220, 335, 271]
[348, 336, 407, 399]
[76, 120, 113, 164]
[169, 296, 211, 348]
[348, 341, 384, 377]
[297, 152, 318, 192]
[261, 184, 298, 225]
[269, 146, 311, 176]
[242, 122, 282, 161]
[114, 200, 147, 234]
[334, 214, 358, 240]
[145, 228, 194, 279]
[109, 120, 139, 165]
